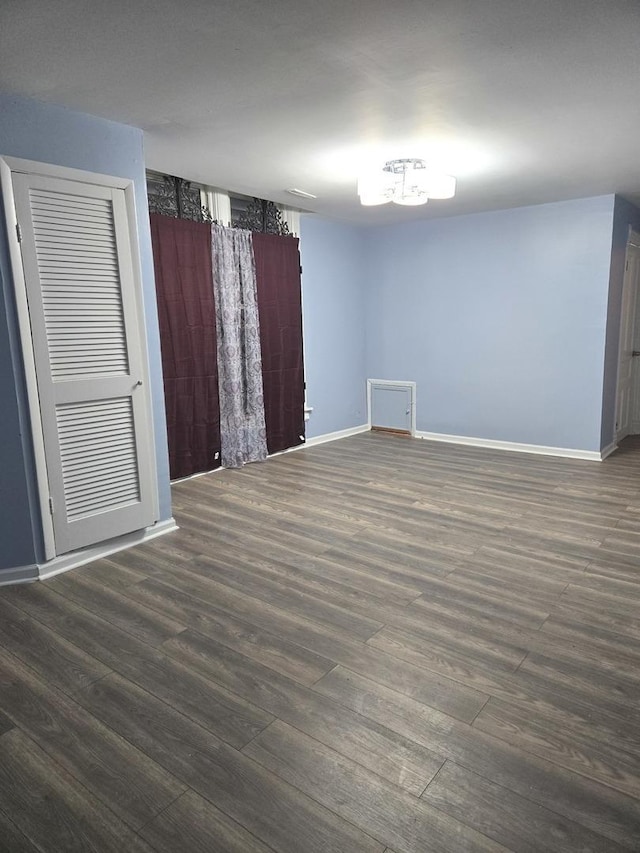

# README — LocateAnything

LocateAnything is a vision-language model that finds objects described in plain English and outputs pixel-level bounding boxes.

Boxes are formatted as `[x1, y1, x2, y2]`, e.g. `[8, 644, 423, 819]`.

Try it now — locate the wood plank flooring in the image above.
[2, 430, 640, 851]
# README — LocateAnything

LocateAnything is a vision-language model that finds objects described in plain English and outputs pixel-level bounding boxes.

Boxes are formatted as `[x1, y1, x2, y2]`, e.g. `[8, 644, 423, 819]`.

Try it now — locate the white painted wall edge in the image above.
[416, 431, 617, 462]
[0, 517, 178, 585]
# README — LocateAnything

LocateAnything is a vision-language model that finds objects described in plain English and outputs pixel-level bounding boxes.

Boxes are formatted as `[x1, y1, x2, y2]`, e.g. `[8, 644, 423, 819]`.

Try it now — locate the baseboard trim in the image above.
[415, 431, 607, 461]
[0, 564, 39, 586]
[599, 441, 618, 460]
[298, 424, 370, 449]
[37, 517, 179, 582]
[171, 426, 371, 472]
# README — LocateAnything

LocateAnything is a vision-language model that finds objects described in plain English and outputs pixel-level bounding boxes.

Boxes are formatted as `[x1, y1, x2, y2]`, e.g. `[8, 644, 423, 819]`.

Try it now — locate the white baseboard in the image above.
[298, 423, 370, 449]
[171, 467, 224, 484]
[37, 517, 179, 582]
[600, 441, 618, 460]
[172, 425, 371, 472]
[0, 564, 39, 586]
[415, 431, 609, 461]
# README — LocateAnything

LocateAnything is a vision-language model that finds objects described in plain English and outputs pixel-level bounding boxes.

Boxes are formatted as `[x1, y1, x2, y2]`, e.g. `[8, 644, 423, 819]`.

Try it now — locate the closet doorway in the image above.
[2, 156, 159, 560]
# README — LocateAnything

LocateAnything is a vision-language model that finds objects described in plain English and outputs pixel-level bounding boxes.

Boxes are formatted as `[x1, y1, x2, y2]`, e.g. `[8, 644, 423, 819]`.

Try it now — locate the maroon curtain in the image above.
[150, 214, 221, 479]
[253, 232, 305, 455]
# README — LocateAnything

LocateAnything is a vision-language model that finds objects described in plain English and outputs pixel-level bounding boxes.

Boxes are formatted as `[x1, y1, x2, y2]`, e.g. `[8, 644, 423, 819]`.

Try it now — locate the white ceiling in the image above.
[2, 0, 640, 224]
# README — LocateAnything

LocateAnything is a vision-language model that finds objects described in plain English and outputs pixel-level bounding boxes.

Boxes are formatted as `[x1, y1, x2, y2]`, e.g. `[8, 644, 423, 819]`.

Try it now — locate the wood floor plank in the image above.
[188, 553, 386, 640]
[199, 540, 420, 607]
[244, 720, 507, 853]
[327, 529, 475, 578]
[464, 541, 589, 581]
[558, 581, 640, 618]
[379, 601, 530, 673]
[0, 708, 14, 738]
[437, 565, 562, 613]
[136, 570, 488, 722]
[0, 595, 111, 696]
[215, 543, 422, 604]
[199, 542, 548, 631]
[211, 486, 371, 538]
[50, 570, 186, 646]
[543, 603, 640, 656]
[0, 809, 41, 853]
[163, 629, 444, 794]
[565, 570, 640, 598]
[422, 760, 625, 853]
[472, 697, 640, 799]
[3, 432, 640, 852]
[96, 542, 195, 579]
[127, 579, 340, 685]
[4, 583, 274, 748]
[584, 554, 640, 582]
[411, 575, 550, 629]
[75, 673, 385, 853]
[0, 647, 186, 831]
[81, 557, 152, 589]
[175, 497, 344, 556]
[0, 729, 155, 853]
[518, 649, 640, 711]
[5, 585, 273, 747]
[538, 613, 640, 674]
[313, 665, 640, 847]
[401, 593, 640, 677]
[139, 789, 278, 853]
[368, 625, 640, 746]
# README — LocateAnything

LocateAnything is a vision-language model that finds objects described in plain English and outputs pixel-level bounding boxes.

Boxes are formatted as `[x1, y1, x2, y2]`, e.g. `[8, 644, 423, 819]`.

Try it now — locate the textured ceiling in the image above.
[1, 0, 639, 223]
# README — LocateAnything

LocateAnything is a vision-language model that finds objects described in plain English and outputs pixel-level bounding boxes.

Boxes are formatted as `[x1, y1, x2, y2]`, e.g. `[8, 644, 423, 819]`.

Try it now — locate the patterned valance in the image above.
[147, 172, 290, 235]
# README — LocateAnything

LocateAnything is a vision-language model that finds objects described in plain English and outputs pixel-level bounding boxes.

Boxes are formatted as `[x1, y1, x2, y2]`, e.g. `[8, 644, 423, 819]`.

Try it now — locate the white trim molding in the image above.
[416, 431, 615, 462]
[599, 442, 618, 460]
[1, 154, 159, 561]
[38, 517, 178, 581]
[367, 378, 416, 436]
[1, 156, 57, 560]
[0, 564, 39, 586]
[0, 518, 178, 586]
[299, 424, 370, 449]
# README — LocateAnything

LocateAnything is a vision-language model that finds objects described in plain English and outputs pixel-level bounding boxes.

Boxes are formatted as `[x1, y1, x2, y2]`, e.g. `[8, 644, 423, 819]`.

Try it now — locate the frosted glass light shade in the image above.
[423, 172, 456, 199]
[357, 172, 392, 206]
[395, 194, 429, 206]
[357, 159, 455, 207]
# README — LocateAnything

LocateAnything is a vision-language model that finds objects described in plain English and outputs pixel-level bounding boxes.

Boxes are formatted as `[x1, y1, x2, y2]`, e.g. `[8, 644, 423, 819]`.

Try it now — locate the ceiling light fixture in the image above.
[357, 158, 456, 207]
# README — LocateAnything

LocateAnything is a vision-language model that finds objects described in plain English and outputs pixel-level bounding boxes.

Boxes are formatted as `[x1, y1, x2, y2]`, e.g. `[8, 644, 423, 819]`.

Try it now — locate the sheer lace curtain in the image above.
[211, 224, 268, 468]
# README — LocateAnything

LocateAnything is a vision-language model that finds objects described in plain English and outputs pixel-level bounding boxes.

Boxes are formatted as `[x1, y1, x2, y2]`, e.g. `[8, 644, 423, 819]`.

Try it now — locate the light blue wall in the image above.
[0, 94, 171, 571]
[300, 216, 367, 438]
[600, 196, 640, 447]
[363, 196, 616, 451]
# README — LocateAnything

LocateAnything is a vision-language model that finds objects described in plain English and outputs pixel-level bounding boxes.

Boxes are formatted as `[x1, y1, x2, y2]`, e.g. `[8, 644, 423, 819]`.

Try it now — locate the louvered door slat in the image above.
[58, 398, 140, 520]
[12, 169, 157, 556]
[28, 187, 129, 381]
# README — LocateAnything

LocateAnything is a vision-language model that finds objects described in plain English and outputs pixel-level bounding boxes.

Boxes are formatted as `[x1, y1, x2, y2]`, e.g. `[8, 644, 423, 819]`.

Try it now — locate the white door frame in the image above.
[0, 155, 157, 562]
[614, 229, 640, 443]
[367, 378, 417, 436]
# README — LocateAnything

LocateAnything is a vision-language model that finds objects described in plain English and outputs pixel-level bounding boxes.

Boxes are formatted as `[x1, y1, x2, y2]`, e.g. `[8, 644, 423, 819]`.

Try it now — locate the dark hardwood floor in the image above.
[1, 431, 640, 851]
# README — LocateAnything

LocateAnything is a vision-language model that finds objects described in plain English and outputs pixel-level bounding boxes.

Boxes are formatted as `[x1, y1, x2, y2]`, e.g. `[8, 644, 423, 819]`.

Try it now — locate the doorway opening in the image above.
[615, 229, 640, 443]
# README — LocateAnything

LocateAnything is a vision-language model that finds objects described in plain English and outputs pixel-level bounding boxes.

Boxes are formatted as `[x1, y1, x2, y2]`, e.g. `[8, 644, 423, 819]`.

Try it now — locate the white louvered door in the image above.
[12, 171, 157, 556]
